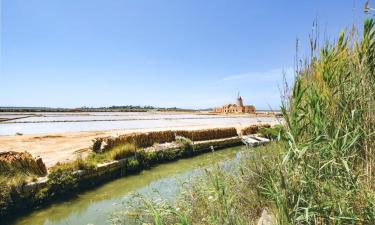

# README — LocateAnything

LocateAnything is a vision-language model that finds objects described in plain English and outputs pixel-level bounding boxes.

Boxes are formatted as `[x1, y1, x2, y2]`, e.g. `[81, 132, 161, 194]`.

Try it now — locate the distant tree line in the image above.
[0, 106, 195, 112]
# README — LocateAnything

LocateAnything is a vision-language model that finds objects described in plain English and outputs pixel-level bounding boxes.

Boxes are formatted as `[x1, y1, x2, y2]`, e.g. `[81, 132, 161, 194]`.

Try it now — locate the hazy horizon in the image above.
[1, 0, 366, 109]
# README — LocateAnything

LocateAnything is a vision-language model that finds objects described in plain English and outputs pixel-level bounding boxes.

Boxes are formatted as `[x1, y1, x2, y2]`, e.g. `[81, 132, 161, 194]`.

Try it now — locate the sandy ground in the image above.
[0, 120, 280, 168]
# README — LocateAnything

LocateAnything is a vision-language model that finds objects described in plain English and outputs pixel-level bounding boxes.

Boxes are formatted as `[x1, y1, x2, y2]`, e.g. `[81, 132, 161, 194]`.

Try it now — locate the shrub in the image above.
[126, 158, 140, 172]
[136, 150, 158, 169]
[0, 177, 11, 216]
[258, 125, 285, 140]
[47, 168, 77, 194]
[156, 149, 181, 162]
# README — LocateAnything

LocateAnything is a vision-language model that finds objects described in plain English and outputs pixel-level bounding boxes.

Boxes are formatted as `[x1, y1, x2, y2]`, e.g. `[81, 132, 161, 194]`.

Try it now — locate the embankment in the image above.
[0, 125, 272, 221]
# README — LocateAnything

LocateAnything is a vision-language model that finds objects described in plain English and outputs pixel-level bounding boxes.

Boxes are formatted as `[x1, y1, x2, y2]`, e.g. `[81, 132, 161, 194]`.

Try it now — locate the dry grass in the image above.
[93, 128, 238, 152]
[0, 151, 47, 177]
[108, 144, 136, 160]
[240, 124, 271, 135]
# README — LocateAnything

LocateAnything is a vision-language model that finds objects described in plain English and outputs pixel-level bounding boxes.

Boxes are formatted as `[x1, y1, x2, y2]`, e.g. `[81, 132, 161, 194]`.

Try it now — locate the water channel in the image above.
[8, 146, 246, 225]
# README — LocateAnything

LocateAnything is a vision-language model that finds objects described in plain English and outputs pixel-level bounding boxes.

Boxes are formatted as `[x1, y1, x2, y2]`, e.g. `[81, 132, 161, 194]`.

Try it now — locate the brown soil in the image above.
[0, 121, 279, 168]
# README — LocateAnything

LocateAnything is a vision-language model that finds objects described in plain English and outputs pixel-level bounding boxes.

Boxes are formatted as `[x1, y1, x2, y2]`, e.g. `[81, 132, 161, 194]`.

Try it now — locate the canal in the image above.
[9, 146, 246, 225]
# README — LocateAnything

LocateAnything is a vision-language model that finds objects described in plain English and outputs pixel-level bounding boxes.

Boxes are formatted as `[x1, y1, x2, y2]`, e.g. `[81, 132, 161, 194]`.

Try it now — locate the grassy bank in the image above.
[1, 127, 259, 220]
[120, 19, 375, 225]
[110, 142, 283, 225]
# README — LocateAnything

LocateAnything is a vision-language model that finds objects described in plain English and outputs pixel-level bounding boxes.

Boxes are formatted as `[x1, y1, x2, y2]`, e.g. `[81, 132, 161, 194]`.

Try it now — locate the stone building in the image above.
[213, 95, 255, 114]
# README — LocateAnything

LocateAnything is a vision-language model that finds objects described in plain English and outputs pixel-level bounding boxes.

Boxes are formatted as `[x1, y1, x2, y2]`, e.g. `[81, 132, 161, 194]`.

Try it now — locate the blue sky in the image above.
[1, 0, 366, 109]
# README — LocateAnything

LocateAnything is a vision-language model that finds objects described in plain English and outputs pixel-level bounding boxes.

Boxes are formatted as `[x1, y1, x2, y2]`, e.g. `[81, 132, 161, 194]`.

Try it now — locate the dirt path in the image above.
[0, 121, 279, 167]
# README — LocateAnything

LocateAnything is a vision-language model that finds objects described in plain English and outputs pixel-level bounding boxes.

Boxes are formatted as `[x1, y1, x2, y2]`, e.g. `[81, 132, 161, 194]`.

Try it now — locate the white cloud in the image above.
[220, 74, 250, 81]
[218, 67, 294, 83]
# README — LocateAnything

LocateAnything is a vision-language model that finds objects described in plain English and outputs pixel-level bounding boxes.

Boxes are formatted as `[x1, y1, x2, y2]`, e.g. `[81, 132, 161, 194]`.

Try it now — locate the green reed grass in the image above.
[271, 18, 375, 224]
[123, 18, 375, 225]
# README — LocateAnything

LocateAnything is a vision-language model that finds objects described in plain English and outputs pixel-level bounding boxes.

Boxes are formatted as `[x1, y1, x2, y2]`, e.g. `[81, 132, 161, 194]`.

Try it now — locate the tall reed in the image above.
[271, 18, 375, 224]
[124, 19, 375, 225]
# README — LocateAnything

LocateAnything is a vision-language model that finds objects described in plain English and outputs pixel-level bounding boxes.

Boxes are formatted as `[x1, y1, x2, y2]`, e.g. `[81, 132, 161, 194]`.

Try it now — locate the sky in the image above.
[0, 0, 368, 109]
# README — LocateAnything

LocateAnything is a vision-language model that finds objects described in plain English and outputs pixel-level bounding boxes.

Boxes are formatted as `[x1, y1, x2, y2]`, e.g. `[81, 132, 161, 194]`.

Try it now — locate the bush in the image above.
[156, 149, 182, 162]
[136, 150, 158, 169]
[0, 178, 11, 216]
[258, 125, 284, 140]
[126, 158, 140, 172]
[47, 168, 77, 194]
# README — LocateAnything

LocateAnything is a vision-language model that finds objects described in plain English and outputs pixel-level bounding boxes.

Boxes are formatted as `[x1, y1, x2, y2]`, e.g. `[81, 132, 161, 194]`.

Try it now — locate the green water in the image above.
[8, 146, 245, 225]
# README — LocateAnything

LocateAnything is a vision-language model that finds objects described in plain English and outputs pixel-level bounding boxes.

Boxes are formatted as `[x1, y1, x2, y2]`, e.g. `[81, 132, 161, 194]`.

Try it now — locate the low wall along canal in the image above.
[0, 124, 274, 224]
[9, 145, 246, 225]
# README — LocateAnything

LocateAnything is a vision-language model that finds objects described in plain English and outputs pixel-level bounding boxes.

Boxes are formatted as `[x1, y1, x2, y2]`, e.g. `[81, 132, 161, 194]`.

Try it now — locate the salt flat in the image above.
[0, 112, 279, 167]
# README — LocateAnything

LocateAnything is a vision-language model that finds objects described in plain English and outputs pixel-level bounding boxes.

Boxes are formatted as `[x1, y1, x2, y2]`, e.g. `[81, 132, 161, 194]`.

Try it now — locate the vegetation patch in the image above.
[47, 168, 78, 195]
[258, 124, 285, 140]
[110, 143, 282, 225]
[93, 127, 238, 152]
[120, 18, 375, 225]
[0, 151, 47, 177]
[240, 124, 271, 135]
[0, 128, 243, 218]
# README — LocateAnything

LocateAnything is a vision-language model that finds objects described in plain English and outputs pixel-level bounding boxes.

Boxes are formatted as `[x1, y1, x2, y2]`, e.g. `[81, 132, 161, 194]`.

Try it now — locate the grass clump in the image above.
[109, 144, 136, 160]
[126, 158, 140, 172]
[83, 143, 137, 165]
[258, 124, 285, 140]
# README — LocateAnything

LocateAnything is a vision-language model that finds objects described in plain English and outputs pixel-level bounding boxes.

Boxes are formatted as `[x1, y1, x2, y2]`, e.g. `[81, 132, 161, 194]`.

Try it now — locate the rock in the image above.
[100, 141, 108, 152]
[257, 209, 275, 225]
